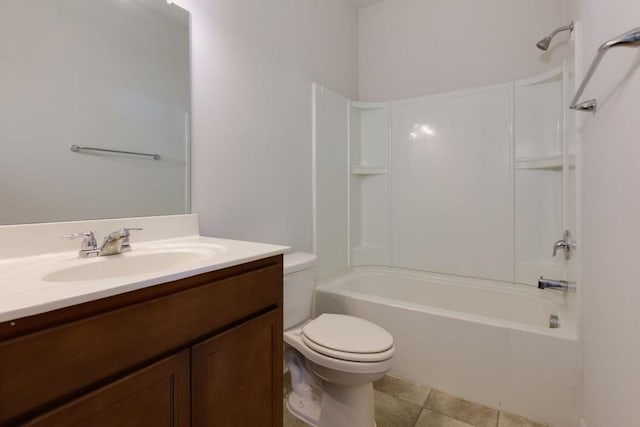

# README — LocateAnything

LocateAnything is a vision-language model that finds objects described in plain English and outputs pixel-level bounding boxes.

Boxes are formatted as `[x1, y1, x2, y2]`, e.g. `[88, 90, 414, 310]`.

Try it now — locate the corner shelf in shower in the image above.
[350, 101, 387, 110]
[351, 165, 389, 175]
[349, 99, 391, 267]
[515, 155, 562, 170]
[515, 154, 575, 170]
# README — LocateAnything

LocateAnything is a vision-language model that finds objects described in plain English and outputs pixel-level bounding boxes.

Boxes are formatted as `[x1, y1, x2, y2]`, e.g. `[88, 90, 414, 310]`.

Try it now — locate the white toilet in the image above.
[283, 252, 394, 427]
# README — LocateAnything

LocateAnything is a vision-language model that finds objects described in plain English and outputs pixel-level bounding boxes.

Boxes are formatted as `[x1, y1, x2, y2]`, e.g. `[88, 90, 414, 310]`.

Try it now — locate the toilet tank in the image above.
[283, 252, 317, 330]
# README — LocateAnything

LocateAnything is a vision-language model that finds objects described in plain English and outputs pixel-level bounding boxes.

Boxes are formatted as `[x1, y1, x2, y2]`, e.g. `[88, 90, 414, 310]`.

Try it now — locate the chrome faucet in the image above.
[63, 231, 100, 258]
[538, 276, 576, 292]
[553, 230, 575, 260]
[64, 227, 142, 258]
[99, 227, 142, 256]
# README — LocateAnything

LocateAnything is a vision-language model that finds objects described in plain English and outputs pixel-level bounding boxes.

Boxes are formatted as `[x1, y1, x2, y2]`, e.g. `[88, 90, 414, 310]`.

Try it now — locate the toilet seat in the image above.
[284, 326, 394, 375]
[301, 314, 394, 362]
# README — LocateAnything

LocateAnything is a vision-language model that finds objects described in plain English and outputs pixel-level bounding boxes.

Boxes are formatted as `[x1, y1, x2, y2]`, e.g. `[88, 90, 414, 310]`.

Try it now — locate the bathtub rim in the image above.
[315, 266, 578, 340]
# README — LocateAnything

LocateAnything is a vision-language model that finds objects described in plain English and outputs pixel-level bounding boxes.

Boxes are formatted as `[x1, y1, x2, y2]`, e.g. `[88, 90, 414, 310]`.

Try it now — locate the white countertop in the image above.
[0, 232, 288, 323]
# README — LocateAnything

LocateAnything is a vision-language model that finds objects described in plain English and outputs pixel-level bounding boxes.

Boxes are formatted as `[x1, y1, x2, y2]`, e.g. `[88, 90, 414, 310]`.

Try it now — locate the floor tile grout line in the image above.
[422, 389, 502, 427]
[411, 407, 423, 427]
[419, 406, 478, 427]
[422, 388, 432, 407]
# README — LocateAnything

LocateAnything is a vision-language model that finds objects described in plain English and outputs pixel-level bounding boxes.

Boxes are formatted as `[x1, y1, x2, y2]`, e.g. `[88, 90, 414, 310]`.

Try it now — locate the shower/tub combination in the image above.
[314, 268, 579, 427]
[311, 28, 580, 427]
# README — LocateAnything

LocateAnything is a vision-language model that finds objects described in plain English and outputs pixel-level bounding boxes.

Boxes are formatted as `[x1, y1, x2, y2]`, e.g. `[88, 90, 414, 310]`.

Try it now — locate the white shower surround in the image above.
[313, 63, 578, 427]
[315, 64, 572, 285]
[314, 267, 581, 427]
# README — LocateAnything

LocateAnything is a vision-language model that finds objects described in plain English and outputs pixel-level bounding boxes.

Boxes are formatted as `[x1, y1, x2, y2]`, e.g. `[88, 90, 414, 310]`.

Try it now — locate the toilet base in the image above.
[286, 382, 376, 427]
[287, 390, 321, 426]
[319, 382, 375, 427]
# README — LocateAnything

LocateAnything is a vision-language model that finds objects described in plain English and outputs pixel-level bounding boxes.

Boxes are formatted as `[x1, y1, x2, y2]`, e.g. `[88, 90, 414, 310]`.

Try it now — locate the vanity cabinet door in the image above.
[23, 350, 190, 427]
[191, 308, 283, 427]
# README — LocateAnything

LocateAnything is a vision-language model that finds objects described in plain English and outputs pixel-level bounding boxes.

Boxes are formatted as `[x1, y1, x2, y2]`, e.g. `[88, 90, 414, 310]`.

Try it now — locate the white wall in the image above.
[174, 0, 358, 251]
[568, 1, 640, 426]
[358, 0, 570, 101]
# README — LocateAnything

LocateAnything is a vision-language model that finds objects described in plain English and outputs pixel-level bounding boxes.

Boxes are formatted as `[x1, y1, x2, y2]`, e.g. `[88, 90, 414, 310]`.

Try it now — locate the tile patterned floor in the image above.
[283, 374, 547, 427]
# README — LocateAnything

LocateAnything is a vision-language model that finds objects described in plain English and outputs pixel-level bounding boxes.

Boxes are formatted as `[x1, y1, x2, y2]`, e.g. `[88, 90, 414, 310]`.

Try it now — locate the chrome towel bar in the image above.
[570, 26, 640, 112]
[70, 144, 161, 160]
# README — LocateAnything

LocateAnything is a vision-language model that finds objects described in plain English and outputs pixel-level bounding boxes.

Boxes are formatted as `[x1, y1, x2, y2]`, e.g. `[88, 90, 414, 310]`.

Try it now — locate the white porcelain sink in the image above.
[43, 249, 218, 282]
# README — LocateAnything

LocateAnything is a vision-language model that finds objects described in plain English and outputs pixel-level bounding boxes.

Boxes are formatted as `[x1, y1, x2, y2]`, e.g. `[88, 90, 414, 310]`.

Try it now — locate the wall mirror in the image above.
[0, 0, 190, 225]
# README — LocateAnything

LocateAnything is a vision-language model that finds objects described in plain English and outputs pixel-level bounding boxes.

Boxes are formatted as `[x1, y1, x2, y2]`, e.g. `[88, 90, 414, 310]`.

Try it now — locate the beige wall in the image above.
[358, 0, 570, 101]
[175, 0, 358, 251]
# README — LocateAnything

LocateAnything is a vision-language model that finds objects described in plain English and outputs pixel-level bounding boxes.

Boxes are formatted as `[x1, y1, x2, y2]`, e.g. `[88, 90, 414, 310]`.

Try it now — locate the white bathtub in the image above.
[314, 267, 581, 427]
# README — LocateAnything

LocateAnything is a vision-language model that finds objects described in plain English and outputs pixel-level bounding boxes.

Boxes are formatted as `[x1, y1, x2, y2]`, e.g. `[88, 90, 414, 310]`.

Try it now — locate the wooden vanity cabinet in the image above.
[192, 309, 282, 427]
[24, 350, 191, 427]
[0, 255, 284, 427]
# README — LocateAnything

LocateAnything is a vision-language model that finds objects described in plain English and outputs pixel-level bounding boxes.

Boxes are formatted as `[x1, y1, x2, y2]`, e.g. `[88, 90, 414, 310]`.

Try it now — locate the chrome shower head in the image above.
[536, 22, 574, 51]
[536, 37, 552, 51]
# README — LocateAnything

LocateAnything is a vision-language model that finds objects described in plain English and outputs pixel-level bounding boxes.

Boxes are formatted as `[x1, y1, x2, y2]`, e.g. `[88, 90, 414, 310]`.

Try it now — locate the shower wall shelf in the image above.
[513, 60, 574, 286]
[351, 166, 389, 175]
[515, 155, 563, 170]
[348, 100, 391, 267]
[351, 101, 387, 110]
[515, 154, 576, 170]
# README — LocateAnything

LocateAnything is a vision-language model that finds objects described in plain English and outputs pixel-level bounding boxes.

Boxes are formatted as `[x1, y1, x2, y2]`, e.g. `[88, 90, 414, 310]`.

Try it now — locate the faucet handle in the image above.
[103, 227, 143, 242]
[120, 227, 143, 251]
[122, 227, 143, 234]
[105, 227, 141, 238]
[63, 231, 97, 251]
[117, 227, 143, 240]
[552, 230, 575, 260]
[552, 240, 569, 257]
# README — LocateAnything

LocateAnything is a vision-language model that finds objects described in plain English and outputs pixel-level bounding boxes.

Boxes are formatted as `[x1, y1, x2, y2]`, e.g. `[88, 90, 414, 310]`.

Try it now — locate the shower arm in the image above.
[570, 26, 640, 112]
[548, 23, 574, 40]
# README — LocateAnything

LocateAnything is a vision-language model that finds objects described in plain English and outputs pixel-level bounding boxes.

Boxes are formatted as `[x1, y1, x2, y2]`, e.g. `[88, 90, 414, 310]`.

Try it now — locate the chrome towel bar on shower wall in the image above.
[570, 26, 640, 112]
[70, 144, 161, 160]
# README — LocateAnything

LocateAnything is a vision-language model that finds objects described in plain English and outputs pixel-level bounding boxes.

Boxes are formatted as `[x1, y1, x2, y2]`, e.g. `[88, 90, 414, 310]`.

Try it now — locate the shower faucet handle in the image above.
[552, 230, 575, 260]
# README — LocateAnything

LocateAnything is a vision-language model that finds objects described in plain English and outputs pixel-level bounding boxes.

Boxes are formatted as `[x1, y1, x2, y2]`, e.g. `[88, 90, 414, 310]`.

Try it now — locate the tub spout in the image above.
[538, 277, 576, 292]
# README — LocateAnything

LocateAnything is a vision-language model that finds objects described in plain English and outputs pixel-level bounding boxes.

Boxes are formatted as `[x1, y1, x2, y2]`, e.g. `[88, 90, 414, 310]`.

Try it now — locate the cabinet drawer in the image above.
[0, 258, 282, 425]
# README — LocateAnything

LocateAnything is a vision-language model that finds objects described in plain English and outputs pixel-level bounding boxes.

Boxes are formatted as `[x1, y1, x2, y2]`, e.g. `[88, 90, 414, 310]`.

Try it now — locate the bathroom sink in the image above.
[42, 244, 225, 283]
[0, 231, 287, 323]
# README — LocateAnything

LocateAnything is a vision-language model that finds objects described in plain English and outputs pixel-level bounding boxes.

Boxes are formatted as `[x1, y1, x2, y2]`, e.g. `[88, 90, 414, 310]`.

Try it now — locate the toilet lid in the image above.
[301, 314, 394, 362]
